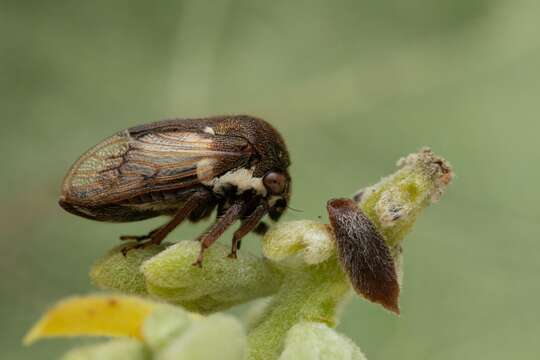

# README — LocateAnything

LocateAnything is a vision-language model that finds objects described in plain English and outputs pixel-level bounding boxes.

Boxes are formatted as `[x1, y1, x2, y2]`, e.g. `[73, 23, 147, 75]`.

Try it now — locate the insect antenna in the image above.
[286, 205, 303, 212]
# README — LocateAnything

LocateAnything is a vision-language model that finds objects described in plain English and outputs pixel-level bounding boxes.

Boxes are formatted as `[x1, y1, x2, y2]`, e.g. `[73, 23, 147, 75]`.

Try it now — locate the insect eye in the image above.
[263, 172, 287, 195]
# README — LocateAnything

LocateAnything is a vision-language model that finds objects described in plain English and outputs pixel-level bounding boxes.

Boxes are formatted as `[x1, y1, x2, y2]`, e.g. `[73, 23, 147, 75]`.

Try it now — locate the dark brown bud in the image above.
[327, 198, 400, 314]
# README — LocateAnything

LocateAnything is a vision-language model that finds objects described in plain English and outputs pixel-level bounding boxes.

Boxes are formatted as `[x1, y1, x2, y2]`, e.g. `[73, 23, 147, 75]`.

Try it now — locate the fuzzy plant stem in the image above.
[247, 258, 350, 360]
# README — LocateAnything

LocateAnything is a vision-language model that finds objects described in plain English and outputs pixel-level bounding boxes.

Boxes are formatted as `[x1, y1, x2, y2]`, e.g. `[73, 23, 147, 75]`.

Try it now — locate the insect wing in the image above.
[327, 198, 400, 314]
[62, 128, 252, 205]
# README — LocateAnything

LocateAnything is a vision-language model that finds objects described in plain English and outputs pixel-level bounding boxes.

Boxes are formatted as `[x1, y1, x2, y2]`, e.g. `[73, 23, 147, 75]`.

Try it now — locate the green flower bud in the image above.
[155, 314, 246, 360]
[91, 244, 166, 295]
[279, 322, 366, 360]
[359, 147, 453, 249]
[142, 241, 283, 313]
[142, 305, 192, 351]
[262, 220, 335, 267]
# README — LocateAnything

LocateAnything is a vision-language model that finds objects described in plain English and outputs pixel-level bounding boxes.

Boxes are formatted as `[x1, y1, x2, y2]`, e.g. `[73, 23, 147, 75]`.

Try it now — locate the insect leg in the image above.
[252, 221, 269, 236]
[147, 190, 213, 246]
[235, 221, 268, 250]
[228, 205, 268, 258]
[120, 227, 161, 242]
[193, 201, 245, 267]
[121, 190, 212, 255]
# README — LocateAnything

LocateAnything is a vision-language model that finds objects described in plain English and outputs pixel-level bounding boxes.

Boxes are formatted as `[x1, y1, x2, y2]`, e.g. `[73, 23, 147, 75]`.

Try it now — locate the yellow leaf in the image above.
[23, 294, 157, 345]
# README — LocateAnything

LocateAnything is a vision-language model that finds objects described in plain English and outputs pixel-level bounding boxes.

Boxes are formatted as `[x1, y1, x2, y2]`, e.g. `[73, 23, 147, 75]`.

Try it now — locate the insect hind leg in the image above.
[121, 190, 213, 255]
[120, 227, 161, 242]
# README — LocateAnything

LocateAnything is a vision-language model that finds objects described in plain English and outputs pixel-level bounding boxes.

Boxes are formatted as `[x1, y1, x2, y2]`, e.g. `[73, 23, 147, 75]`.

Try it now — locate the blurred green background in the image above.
[1, 0, 539, 359]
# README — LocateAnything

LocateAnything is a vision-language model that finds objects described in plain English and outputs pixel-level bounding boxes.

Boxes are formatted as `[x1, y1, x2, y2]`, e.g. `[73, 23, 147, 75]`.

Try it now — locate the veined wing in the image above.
[61, 129, 252, 205]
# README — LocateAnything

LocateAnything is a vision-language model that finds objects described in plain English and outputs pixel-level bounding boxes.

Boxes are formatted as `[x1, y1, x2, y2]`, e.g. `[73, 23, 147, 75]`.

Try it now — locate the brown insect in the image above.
[327, 198, 400, 314]
[59, 115, 291, 266]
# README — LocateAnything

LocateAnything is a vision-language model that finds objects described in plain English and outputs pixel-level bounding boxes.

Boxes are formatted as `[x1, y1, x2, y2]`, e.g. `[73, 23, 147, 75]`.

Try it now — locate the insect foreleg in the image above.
[252, 221, 269, 236]
[235, 220, 269, 251]
[228, 204, 268, 259]
[193, 201, 245, 267]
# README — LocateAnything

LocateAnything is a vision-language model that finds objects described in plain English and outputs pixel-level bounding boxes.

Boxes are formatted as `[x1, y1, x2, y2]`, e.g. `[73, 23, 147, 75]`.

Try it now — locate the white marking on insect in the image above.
[196, 158, 217, 182]
[202, 167, 267, 196]
[203, 126, 215, 135]
[267, 195, 281, 207]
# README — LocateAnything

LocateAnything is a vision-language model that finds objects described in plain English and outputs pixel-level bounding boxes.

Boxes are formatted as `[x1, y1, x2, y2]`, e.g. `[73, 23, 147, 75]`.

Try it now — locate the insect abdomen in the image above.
[58, 199, 166, 222]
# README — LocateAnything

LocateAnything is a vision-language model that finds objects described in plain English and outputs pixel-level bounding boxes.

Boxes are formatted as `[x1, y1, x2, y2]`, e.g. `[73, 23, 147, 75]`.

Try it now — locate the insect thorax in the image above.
[202, 167, 267, 197]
